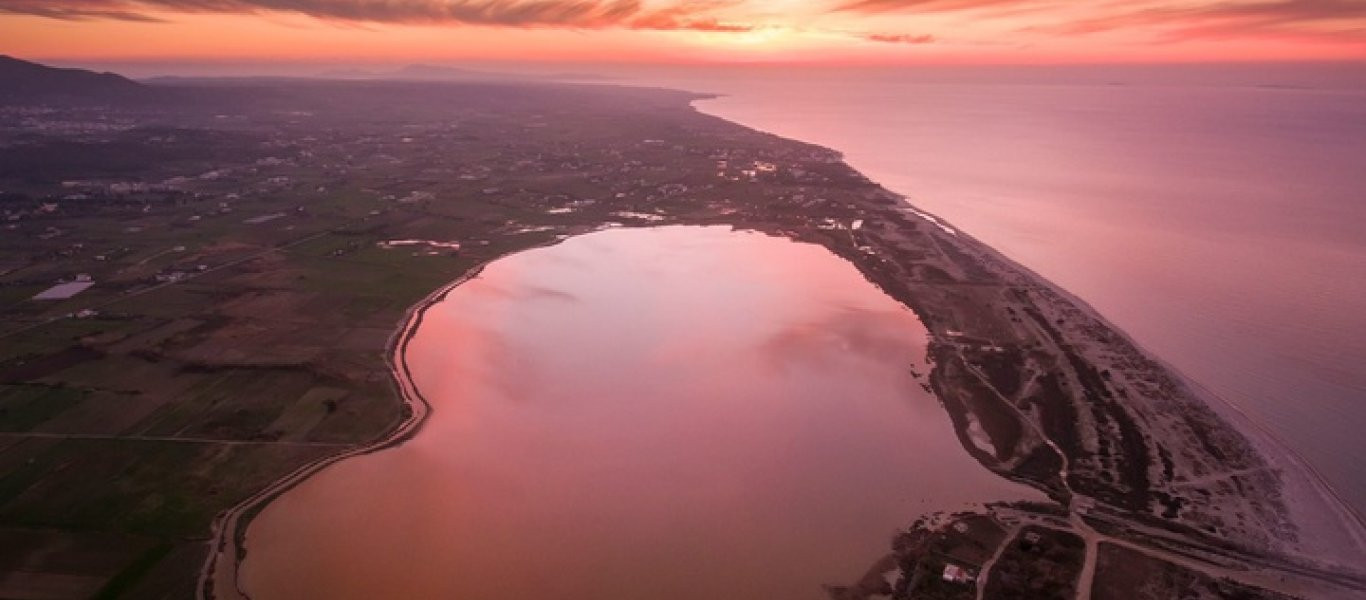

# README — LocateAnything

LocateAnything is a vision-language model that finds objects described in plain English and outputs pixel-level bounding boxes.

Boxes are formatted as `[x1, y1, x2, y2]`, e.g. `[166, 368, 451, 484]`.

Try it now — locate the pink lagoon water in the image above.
[240, 227, 1038, 600]
[614, 65, 1366, 516]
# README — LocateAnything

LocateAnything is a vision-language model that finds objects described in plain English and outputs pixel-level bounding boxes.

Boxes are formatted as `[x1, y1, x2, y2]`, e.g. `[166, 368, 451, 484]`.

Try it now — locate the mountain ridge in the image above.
[0, 55, 150, 104]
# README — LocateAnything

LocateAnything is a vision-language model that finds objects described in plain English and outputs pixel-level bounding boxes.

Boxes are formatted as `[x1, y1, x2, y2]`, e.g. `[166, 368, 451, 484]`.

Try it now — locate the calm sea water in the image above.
[612, 64, 1366, 515]
[241, 227, 1039, 599]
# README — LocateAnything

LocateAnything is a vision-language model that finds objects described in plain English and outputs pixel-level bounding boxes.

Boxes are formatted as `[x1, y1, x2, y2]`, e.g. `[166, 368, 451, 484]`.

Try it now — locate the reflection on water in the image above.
[673, 69, 1366, 513]
[241, 226, 1037, 600]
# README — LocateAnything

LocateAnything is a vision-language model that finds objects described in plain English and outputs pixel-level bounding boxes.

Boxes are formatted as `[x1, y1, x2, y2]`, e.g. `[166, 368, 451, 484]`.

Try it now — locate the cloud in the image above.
[838, 0, 1034, 14]
[1045, 0, 1366, 41]
[865, 32, 934, 44]
[834, 0, 1366, 43]
[6, 0, 1361, 46]
[0, 0, 752, 31]
[0, 1, 168, 20]
[629, 1, 753, 31]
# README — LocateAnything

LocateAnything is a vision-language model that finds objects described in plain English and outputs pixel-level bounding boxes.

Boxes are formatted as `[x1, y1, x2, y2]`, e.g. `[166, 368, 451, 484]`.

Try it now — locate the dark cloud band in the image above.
[836, 0, 1366, 41]
[865, 32, 934, 44]
[0, 0, 752, 31]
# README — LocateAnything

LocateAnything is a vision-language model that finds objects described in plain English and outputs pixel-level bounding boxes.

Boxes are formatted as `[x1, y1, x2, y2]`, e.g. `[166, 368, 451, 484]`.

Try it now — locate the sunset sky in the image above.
[3, 0, 1365, 65]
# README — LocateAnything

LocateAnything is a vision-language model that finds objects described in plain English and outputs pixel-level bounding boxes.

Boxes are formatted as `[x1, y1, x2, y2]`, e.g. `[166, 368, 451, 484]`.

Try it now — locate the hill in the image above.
[0, 55, 149, 104]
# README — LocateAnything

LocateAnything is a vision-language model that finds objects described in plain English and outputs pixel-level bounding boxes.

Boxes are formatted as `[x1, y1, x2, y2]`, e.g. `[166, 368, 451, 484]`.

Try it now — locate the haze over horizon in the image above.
[4, 3, 1366, 598]
[4, 0, 1365, 66]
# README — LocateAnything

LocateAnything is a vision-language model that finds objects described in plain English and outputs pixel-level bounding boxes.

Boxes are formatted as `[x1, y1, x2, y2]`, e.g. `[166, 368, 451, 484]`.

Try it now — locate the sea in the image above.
[596, 63, 1366, 516]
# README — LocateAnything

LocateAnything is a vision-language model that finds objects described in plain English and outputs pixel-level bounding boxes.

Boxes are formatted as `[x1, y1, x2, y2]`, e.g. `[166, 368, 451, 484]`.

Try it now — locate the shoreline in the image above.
[199, 230, 580, 599]
[896, 180, 1366, 570]
[687, 96, 1366, 561]
[909, 186, 1366, 559]
[689, 93, 1366, 530]
[198, 258, 484, 600]
[196, 83, 1365, 598]
[956, 204, 1366, 567]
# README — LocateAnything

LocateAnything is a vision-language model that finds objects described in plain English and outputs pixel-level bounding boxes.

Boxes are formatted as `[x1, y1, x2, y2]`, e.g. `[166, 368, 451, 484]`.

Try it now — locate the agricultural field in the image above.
[0, 80, 882, 596]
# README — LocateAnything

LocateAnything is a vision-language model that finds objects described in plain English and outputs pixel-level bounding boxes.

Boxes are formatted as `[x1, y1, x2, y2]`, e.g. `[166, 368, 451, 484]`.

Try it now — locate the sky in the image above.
[2, 0, 1365, 66]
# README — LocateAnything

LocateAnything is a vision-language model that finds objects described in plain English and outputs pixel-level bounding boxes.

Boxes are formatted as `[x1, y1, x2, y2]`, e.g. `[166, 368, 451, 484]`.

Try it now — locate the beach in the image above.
[196, 82, 1366, 598]
[672, 67, 1366, 517]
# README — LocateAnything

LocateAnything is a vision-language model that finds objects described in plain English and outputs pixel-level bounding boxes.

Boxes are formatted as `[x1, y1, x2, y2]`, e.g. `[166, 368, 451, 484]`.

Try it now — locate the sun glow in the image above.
[2, 0, 1364, 64]
[727, 26, 792, 47]
[676, 25, 813, 59]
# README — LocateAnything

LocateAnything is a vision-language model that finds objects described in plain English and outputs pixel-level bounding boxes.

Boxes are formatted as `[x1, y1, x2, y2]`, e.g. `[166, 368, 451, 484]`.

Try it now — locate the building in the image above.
[942, 564, 975, 584]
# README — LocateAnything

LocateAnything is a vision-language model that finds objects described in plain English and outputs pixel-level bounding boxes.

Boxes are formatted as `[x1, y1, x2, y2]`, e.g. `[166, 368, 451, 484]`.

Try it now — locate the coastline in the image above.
[687, 95, 1366, 563]
[198, 258, 484, 600]
[896, 182, 1366, 561]
[196, 83, 1366, 599]
[936, 199, 1366, 568]
[200, 230, 581, 599]
[689, 88, 1366, 523]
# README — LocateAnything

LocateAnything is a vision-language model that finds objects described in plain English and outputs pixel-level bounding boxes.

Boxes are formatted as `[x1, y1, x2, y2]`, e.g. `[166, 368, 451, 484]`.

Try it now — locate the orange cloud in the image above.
[1, 0, 1363, 63]
[865, 32, 934, 44]
[0, 0, 751, 31]
[1043, 0, 1366, 43]
[839, 0, 1031, 12]
[836, 0, 1366, 44]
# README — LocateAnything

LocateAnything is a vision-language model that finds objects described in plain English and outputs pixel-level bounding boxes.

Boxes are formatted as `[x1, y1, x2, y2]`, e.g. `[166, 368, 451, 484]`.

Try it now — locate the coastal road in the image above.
[0, 431, 350, 447]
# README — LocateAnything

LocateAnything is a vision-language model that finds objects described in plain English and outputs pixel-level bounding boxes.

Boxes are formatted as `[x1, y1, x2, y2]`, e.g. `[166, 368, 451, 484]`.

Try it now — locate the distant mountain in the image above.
[317, 67, 384, 80]
[394, 64, 498, 80]
[316, 63, 521, 82]
[398, 64, 552, 82]
[314, 64, 619, 84]
[541, 72, 619, 82]
[0, 55, 149, 104]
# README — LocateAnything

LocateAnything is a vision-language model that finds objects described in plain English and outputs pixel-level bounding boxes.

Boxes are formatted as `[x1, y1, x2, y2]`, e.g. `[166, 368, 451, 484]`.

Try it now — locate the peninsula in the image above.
[0, 57, 1362, 599]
